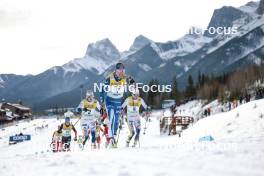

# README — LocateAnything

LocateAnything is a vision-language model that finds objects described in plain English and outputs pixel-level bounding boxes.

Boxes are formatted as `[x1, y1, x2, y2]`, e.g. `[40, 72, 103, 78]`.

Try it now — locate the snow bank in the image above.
[0, 100, 264, 176]
[182, 99, 264, 141]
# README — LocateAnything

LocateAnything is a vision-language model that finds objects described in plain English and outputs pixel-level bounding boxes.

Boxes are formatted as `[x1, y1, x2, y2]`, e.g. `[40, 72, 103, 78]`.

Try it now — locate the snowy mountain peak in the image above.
[120, 35, 152, 59]
[85, 38, 120, 62]
[59, 38, 121, 75]
[151, 32, 212, 60]
[129, 35, 152, 51]
[208, 6, 246, 27]
[91, 38, 114, 50]
[239, 1, 259, 14]
[257, 0, 264, 14]
[246, 1, 259, 7]
[205, 5, 250, 37]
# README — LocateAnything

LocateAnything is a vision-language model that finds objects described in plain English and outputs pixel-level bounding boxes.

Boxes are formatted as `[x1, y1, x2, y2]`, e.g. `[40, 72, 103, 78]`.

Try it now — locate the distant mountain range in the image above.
[1, 0, 264, 111]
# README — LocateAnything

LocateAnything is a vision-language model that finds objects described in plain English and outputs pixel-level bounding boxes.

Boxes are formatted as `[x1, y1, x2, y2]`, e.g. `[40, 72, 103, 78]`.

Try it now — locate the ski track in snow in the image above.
[0, 100, 264, 176]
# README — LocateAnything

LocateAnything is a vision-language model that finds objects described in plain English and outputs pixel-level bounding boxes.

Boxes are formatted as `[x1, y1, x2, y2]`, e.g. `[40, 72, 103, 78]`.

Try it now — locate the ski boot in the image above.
[105, 141, 110, 148]
[126, 141, 130, 148]
[77, 135, 84, 150]
[132, 140, 138, 148]
[126, 136, 133, 147]
[91, 143, 96, 149]
[110, 138, 117, 148]
[82, 135, 90, 146]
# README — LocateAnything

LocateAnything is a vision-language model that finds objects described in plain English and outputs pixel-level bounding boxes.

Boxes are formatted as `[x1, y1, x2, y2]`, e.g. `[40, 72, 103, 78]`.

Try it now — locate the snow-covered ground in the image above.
[0, 99, 264, 176]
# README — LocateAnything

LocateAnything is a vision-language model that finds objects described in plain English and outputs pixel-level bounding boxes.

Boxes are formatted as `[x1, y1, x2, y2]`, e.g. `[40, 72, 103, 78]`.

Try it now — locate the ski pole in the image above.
[143, 115, 149, 135]
[116, 128, 121, 145]
[144, 109, 152, 134]
[116, 113, 124, 144]
[73, 117, 80, 126]
[116, 119, 122, 144]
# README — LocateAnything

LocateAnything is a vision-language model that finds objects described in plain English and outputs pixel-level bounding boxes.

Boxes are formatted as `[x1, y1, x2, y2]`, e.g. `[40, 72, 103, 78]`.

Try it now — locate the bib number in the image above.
[63, 130, 71, 137]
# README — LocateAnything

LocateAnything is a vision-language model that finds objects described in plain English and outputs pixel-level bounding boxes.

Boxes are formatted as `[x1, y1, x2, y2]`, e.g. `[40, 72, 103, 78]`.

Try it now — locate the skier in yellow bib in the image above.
[58, 112, 77, 151]
[77, 90, 101, 148]
[122, 89, 148, 147]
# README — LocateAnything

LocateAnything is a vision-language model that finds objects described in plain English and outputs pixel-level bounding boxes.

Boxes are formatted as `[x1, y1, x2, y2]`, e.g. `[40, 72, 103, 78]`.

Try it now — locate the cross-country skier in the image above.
[58, 113, 77, 151]
[100, 62, 135, 148]
[77, 90, 101, 149]
[51, 125, 62, 152]
[121, 88, 148, 147]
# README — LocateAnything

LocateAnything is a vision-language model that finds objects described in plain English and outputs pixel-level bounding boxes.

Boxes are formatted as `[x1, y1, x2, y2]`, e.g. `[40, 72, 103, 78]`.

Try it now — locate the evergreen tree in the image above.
[198, 71, 202, 88]
[185, 75, 196, 98]
[147, 79, 161, 108]
[170, 76, 181, 102]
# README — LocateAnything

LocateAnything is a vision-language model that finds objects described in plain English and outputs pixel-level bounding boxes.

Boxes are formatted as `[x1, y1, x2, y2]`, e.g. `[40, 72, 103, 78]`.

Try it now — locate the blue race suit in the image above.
[100, 72, 129, 138]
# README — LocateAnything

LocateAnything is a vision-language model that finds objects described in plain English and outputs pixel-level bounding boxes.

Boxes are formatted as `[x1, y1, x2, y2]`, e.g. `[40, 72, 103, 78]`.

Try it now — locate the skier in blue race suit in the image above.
[100, 62, 134, 148]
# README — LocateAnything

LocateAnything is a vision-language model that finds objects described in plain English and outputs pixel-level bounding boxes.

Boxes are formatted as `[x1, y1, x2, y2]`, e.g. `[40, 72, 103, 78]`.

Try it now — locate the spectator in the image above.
[170, 104, 177, 116]
[256, 87, 264, 100]
[221, 108, 224, 112]
[245, 94, 251, 103]
[239, 96, 243, 105]
[207, 107, 211, 116]
[228, 102, 232, 111]
[204, 109, 208, 117]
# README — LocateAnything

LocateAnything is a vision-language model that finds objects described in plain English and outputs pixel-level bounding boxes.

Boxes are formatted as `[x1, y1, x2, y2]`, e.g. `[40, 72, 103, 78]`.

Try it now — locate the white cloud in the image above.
[0, 0, 250, 75]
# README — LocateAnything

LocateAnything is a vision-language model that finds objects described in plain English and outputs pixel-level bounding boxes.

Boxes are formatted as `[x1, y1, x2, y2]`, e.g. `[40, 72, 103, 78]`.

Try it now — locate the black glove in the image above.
[77, 108, 82, 113]
[83, 108, 88, 112]
[100, 108, 104, 116]
[101, 118, 104, 124]
[128, 76, 135, 84]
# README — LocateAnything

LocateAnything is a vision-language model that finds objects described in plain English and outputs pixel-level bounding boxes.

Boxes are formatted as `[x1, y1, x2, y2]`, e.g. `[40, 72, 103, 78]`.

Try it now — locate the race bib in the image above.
[82, 109, 96, 122]
[106, 85, 125, 99]
[127, 106, 140, 119]
[62, 130, 71, 137]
